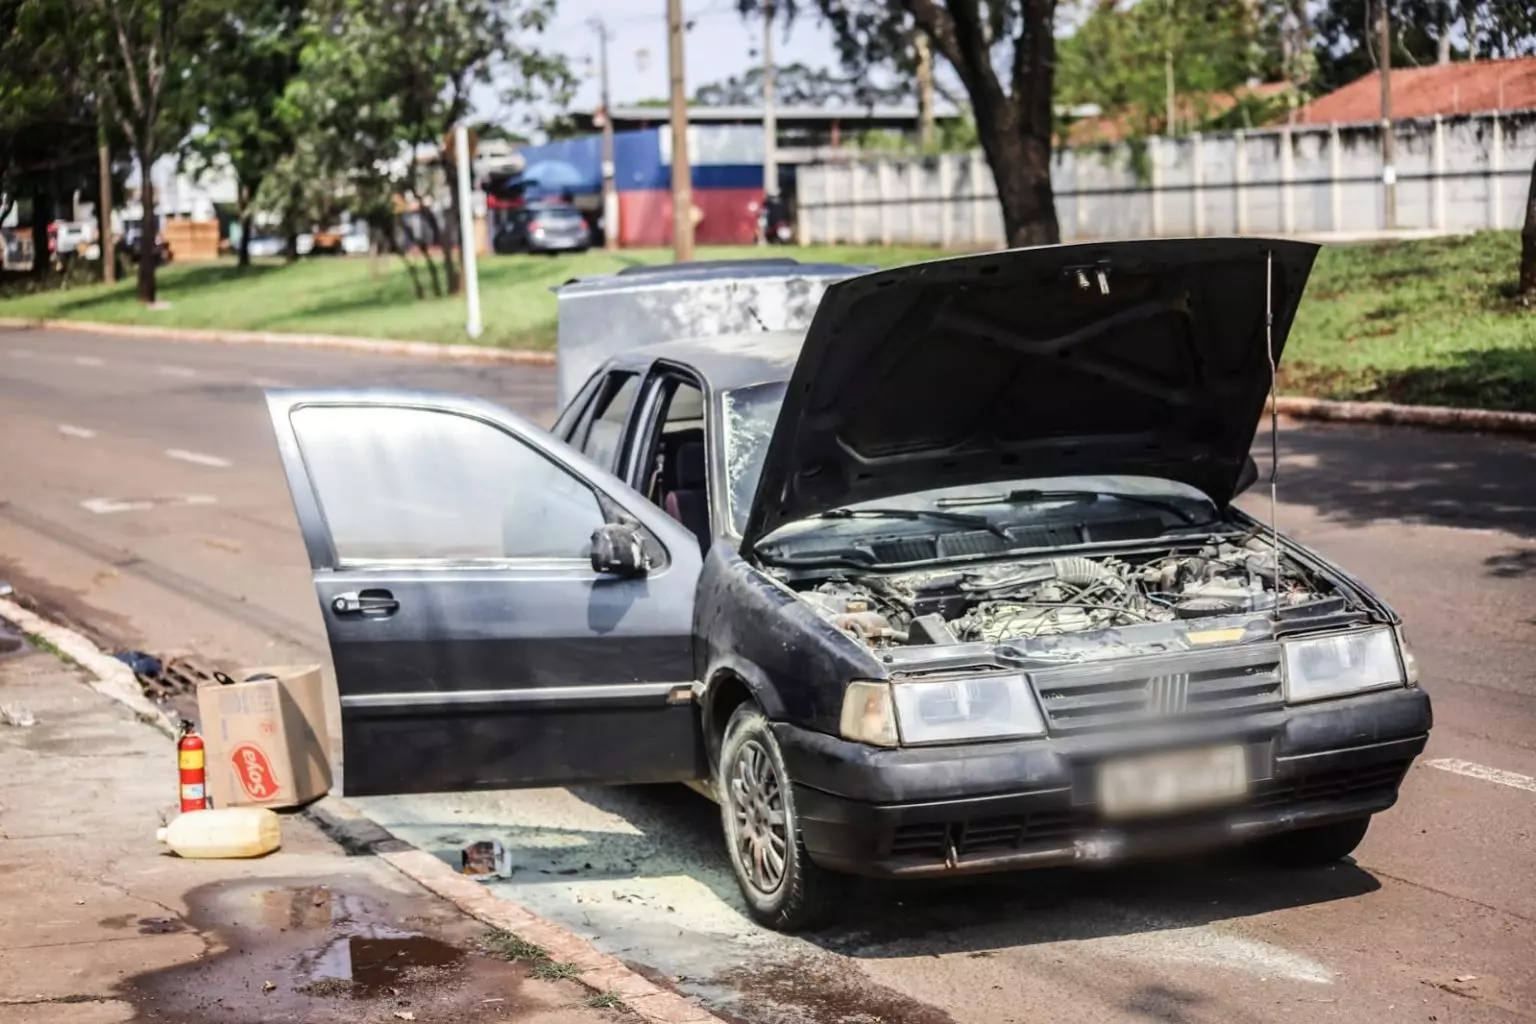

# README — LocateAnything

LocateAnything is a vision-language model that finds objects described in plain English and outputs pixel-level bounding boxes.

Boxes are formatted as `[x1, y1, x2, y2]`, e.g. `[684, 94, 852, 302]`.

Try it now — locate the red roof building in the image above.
[1291, 56, 1536, 124]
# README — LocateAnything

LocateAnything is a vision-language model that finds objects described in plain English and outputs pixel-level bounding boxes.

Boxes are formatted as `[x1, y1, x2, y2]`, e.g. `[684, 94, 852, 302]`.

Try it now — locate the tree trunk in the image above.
[238, 211, 253, 268]
[443, 158, 463, 297]
[1519, 156, 1536, 297]
[137, 154, 156, 304]
[29, 185, 50, 280]
[974, 103, 1060, 248]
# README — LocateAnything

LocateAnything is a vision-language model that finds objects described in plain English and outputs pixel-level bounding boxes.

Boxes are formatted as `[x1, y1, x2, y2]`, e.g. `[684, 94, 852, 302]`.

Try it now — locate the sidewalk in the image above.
[0, 637, 631, 1024]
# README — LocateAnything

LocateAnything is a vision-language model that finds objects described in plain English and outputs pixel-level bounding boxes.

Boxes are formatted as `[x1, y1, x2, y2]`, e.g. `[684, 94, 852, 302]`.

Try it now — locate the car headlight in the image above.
[839, 674, 1047, 747]
[1283, 628, 1405, 704]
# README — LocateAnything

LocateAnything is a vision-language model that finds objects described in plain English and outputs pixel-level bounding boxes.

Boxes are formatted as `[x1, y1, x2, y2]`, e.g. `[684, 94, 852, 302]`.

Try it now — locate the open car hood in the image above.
[741, 238, 1319, 551]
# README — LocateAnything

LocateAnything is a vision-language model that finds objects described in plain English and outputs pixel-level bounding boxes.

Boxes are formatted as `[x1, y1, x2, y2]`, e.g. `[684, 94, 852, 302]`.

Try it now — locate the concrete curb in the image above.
[0, 596, 178, 739]
[0, 595, 724, 1024]
[0, 316, 557, 366]
[1272, 396, 1536, 437]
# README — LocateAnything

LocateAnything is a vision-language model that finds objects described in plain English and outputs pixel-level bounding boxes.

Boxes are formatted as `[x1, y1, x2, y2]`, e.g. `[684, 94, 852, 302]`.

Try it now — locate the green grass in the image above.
[582, 992, 629, 1011]
[477, 930, 549, 963]
[25, 633, 77, 667]
[1281, 231, 1536, 412]
[2, 233, 1531, 409]
[531, 960, 584, 982]
[0, 245, 942, 352]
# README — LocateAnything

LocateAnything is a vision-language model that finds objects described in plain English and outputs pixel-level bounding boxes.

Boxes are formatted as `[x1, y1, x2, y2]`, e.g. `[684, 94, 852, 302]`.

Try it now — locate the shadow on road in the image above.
[1251, 419, 1536, 539]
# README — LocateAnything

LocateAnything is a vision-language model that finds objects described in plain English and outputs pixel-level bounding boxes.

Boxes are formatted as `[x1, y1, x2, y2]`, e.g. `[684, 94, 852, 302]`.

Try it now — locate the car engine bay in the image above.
[793, 533, 1363, 661]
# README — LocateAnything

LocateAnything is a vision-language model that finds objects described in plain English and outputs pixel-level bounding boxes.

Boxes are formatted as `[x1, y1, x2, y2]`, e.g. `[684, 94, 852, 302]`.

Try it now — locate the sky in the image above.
[476, 0, 848, 128]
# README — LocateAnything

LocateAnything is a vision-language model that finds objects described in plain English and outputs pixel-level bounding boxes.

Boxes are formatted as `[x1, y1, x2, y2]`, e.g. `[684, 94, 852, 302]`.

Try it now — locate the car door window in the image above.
[576, 372, 640, 472]
[291, 405, 604, 563]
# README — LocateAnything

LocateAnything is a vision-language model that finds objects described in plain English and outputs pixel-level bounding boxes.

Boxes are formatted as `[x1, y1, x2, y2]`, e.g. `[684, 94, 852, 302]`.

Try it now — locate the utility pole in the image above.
[1379, 0, 1397, 229]
[454, 124, 483, 339]
[762, 0, 777, 201]
[915, 30, 935, 151]
[97, 132, 114, 285]
[667, 0, 694, 262]
[591, 16, 619, 251]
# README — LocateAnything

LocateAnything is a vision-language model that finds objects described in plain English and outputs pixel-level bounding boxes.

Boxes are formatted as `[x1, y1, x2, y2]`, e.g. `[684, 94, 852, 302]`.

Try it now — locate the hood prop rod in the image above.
[1266, 250, 1281, 612]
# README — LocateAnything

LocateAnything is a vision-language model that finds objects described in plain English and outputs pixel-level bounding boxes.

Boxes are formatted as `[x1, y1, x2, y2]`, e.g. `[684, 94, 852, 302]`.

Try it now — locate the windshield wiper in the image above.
[815, 506, 1012, 540]
[934, 488, 1208, 526]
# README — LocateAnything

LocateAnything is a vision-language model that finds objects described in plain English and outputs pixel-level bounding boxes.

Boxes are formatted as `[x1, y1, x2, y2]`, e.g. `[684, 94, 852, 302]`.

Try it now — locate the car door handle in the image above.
[331, 589, 399, 616]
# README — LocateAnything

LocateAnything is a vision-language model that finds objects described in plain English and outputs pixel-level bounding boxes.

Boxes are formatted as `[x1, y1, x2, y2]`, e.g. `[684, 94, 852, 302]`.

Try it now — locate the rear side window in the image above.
[577, 373, 640, 472]
[291, 405, 604, 563]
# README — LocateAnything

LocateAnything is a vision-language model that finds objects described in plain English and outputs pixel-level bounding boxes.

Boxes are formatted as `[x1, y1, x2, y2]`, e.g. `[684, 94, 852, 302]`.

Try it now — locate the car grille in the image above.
[1250, 758, 1411, 809]
[1029, 646, 1284, 733]
[889, 809, 1080, 859]
[885, 759, 1412, 862]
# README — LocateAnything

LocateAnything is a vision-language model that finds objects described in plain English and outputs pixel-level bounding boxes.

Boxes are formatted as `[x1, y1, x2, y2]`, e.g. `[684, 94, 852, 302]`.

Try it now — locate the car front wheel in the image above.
[1255, 816, 1371, 868]
[718, 705, 836, 931]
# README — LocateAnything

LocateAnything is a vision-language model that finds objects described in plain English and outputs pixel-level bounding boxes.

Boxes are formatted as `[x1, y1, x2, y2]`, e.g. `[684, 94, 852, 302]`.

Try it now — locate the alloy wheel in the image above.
[728, 739, 788, 893]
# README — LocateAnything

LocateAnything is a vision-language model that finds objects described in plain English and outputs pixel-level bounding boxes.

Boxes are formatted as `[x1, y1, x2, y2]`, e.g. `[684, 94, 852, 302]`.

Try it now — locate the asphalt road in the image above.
[3, 325, 1535, 1023]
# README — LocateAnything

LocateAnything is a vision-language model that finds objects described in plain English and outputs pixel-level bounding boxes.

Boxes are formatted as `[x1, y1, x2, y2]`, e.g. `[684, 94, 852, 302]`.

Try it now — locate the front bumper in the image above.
[778, 687, 1431, 878]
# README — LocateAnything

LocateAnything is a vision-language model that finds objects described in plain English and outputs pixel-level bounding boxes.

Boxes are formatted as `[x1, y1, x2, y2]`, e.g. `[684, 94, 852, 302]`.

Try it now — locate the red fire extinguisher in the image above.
[177, 720, 209, 813]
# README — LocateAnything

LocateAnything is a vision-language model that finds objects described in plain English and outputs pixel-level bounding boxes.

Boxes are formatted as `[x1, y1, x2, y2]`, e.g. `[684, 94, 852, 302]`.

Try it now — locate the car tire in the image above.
[1255, 816, 1371, 868]
[718, 705, 836, 932]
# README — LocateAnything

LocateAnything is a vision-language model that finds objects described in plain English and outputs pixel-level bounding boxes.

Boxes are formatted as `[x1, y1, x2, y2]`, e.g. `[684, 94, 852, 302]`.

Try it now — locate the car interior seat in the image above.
[663, 439, 709, 552]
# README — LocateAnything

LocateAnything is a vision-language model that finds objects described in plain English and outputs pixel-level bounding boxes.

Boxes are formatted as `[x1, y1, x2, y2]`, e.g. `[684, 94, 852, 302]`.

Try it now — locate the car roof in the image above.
[608, 329, 806, 391]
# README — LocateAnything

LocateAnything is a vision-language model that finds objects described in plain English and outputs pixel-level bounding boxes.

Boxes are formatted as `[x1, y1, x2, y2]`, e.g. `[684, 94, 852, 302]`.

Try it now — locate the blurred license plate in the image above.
[1098, 745, 1248, 819]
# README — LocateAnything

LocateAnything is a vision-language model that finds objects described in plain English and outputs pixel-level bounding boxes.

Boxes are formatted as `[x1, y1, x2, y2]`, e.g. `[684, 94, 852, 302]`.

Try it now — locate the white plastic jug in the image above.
[156, 807, 281, 858]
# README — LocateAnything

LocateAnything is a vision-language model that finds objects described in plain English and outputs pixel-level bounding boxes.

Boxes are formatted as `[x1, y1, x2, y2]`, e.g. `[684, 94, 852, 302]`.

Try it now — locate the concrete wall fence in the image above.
[796, 111, 1536, 245]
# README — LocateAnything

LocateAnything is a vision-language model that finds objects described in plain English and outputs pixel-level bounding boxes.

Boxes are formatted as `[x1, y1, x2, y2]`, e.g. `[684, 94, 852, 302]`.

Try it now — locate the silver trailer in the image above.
[552, 258, 871, 408]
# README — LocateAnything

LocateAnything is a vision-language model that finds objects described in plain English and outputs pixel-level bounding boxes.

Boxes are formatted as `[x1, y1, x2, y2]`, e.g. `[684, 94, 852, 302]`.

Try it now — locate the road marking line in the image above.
[158, 365, 197, 378]
[80, 498, 156, 514]
[80, 494, 219, 515]
[58, 424, 96, 439]
[165, 448, 231, 468]
[1426, 758, 1536, 794]
[73, 355, 105, 366]
[252, 376, 292, 388]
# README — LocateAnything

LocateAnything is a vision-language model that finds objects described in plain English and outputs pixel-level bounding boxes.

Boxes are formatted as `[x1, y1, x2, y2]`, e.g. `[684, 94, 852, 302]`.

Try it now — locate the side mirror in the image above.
[590, 522, 650, 577]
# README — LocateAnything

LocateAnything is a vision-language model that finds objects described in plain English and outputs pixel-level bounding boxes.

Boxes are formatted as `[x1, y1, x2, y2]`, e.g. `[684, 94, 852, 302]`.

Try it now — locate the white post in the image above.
[908, 161, 921, 244]
[849, 162, 863, 245]
[970, 151, 986, 244]
[1150, 137, 1163, 236]
[1234, 130, 1248, 234]
[1329, 124, 1343, 231]
[1281, 126, 1296, 234]
[1433, 114, 1446, 230]
[938, 155, 953, 247]
[454, 124, 482, 340]
[824, 167, 836, 243]
[1071, 149, 1085, 239]
[1192, 132, 1206, 236]
[877, 161, 892, 246]
[1490, 111, 1503, 228]
[797, 170, 813, 244]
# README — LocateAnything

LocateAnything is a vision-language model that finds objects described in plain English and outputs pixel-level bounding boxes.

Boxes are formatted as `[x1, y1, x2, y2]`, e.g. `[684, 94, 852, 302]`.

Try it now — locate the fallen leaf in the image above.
[262, 981, 275, 993]
[393, 1012, 416, 1021]
[1454, 975, 1478, 983]
[73, 899, 85, 906]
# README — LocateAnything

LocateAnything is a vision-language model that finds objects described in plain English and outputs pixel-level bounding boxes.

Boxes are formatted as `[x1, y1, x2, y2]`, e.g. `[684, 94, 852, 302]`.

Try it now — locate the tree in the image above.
[77, 0, 198, 303]
[1311, 1, 1536, 93]
[745, 0, 1062, 246]
[282, 0, 571, 297]
[183, 0, 307, 269]
[694, 61, 910, 107]
[1056, 0, 1273, 143]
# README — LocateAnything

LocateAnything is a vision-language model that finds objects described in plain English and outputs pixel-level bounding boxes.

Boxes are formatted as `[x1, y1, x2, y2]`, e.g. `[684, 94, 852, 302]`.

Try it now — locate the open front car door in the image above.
[265, 389, 705, 796]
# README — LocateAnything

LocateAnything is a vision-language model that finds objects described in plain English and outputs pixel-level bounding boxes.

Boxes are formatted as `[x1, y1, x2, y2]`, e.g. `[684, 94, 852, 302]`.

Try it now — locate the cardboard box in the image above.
[198, 665, 332, 810]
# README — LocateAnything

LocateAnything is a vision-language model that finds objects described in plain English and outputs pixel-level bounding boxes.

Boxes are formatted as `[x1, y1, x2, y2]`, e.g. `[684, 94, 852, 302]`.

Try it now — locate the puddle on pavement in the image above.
[117, 877, 562, 1023]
